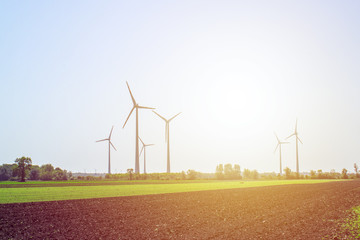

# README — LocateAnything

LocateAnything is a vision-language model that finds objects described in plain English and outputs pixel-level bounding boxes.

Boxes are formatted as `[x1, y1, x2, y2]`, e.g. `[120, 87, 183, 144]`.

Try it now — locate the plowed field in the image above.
[1, 180, 359, 239]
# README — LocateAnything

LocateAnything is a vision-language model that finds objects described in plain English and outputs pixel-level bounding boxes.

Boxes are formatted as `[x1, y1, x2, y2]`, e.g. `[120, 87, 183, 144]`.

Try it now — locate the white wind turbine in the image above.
[286, 119, 303, 175]
[274, 133, 289, 175]
[153, 111, 181, 173]
[139, 137, 154, 174]
[123, 82, 155, 174]
[96, 126, 116, 174]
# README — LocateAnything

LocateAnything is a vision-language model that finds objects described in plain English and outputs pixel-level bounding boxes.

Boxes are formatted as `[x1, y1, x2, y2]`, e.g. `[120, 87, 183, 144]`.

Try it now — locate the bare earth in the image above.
[1, 180, 360, 239]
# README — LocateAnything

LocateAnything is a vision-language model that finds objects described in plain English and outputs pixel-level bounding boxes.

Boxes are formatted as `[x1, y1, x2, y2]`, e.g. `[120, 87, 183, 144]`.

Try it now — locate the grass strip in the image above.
[0, 179, 338, 204]
[0, 180, 214, 188]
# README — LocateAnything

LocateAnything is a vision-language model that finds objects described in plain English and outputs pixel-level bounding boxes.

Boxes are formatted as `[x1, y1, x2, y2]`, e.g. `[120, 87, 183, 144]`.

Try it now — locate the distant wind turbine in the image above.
[139, 137, 154, 174]
[96, 126, 116, 174]
[123, 81, 155, 174]
[274, 133, 289, 175]
[153, 111, 181, 173]
[286, 119, 303, 175]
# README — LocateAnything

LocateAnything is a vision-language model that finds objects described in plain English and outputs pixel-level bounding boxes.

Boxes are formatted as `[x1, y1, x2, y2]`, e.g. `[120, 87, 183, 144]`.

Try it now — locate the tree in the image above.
[354, 163, 359, 178]
[284, 167, 291, 179]
[342, 168, 348, 179]
[67, 171, 73, 180]
[181, 171, 186, 180]
[187, 169, 197, 180]
[317, 169, 323, 179]
[54, 167, 67, 180]
[15, 157, 32, 182]
[127, 168, 134, 180]
[250, 170, 259, 180]
[0, 166, 10, 181]
[215, 164, 224, 179]
[243, 168, 251, 179]
[40, 164, 54, 181]
[29, 166, 40, 180]
[0, 164, 15, 181]
[330, 169, 337, 179]
[224, 164, 233, 179]
[310, 170, 316, 179]
[234, 164, 241, 179]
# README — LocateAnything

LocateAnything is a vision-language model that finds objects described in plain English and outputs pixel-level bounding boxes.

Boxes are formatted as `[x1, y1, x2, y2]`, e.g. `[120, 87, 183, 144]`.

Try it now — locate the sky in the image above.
[1, 1, 360, 174]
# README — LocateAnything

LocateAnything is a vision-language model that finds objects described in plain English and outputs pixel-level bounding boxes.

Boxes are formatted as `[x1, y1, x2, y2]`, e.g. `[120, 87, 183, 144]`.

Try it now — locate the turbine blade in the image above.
[295, 118, 298, 132]
[109, 126, 114, 139]
[285, 133, 295, 140]
[123, 106, 135, 128]
[138, 105, 155, 110]
[274, 143, 279, 154]
[169, 112, 181, 122]
[146, 144, 155, 146]
[110, 141, 117, 151]
[96, 138, 108, 142]
[126, 81, 136, 105]
[153, 111, 167, 121]
[297, 136, 303, 144]
[139, 146, 144, 156]
[281, 141, 290, 144]
[138, 136, 145, 145]
[274, 132, 280, 142]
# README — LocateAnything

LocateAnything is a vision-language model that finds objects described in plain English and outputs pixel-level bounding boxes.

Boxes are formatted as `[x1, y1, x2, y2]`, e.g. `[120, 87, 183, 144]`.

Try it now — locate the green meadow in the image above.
[0, 179, 340, 204]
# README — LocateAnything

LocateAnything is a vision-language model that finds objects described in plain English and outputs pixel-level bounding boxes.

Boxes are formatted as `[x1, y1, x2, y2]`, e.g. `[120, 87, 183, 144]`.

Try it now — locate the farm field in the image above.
[0, 180, 359, 239]
[0, 179, 338, 204]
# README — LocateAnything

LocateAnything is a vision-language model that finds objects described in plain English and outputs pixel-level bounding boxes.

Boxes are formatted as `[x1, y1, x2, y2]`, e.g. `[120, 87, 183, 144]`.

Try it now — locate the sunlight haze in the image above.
[1, 1, 360, 174]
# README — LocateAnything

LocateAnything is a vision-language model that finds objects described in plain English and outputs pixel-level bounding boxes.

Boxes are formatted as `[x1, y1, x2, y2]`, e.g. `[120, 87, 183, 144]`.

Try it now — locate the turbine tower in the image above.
[286, 119, 303, 175]
[139, 137, 154, 174]
[274, 133, 289, 175]
[96, 126, 116, 174]
[153, 111, 181, 173]
[123, 82, 155, 174]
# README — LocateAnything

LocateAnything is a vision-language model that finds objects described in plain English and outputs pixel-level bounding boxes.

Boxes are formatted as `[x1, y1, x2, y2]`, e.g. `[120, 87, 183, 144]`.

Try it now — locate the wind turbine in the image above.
[286, 119, 303, 175]
[139, 137, 154, 174]
[123, 81, 155, 174]
[153, 111, 181, 173]
[96, 126, 116, 174]
[274, 133, 289, 175]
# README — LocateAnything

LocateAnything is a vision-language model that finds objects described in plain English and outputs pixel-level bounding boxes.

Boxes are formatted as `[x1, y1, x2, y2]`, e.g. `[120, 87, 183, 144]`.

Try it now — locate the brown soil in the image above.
[1, 180, 360, 239]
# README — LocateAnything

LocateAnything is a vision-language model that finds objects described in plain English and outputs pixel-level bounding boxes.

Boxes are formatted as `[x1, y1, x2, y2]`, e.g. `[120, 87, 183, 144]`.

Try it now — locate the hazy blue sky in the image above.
[1, 1, 360, 173]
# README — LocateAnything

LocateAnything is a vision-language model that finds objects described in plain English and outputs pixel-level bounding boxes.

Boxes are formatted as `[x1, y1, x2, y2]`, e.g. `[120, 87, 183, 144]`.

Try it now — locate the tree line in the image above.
[215, 164, 261, 180]
[0, 157, 72, 181]
[282, 165, 357, 180]
[215, 163, 360, 180]
[104, 169, 211, 180]
[1, 156, 359, 182]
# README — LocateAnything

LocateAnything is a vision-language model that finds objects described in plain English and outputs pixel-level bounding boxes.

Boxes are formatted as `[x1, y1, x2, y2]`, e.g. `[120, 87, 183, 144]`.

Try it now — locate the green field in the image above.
[0, 179, 214, 188]
[0, 179, 340, 204]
